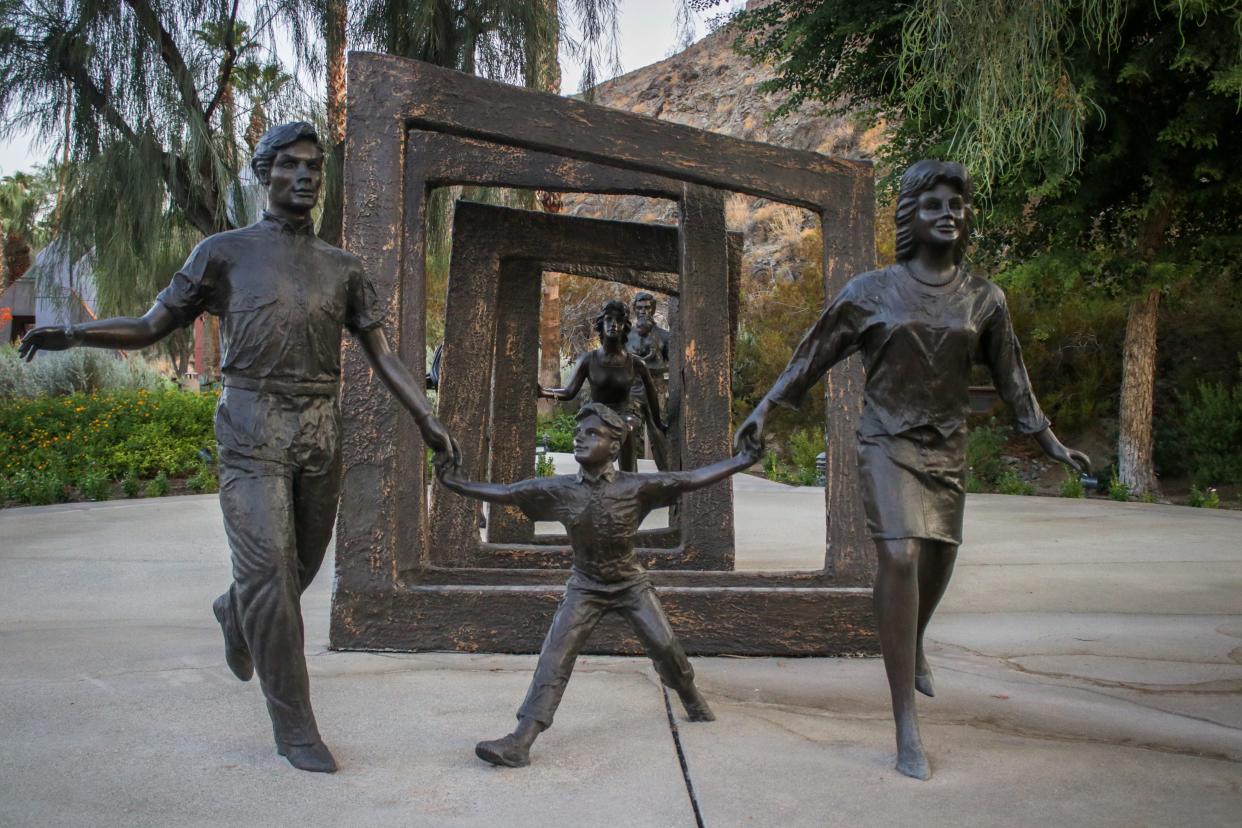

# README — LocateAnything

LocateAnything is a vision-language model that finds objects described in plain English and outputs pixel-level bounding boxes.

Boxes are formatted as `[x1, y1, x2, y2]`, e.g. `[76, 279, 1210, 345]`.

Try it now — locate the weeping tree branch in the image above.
[122, 0, 209, 128]
[203, 0, 243, 125]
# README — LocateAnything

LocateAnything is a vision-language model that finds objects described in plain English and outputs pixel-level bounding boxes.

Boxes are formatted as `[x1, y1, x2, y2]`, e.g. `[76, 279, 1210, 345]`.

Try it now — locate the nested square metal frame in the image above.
[334, 54, 880, 655]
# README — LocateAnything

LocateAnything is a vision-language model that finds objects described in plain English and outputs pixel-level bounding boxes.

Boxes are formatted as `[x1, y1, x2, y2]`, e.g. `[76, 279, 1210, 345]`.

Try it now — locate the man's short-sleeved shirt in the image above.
[507, 466, 685, 589]
[155, 211, 384, 384]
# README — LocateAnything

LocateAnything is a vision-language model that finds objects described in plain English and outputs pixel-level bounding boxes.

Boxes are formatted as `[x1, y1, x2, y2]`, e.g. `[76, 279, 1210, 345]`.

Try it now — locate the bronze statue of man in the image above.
[20, 122, 454, 774]
[538, 300, 667, 472]
[625, 291, 671, 470]
[437, 403, 758, 768]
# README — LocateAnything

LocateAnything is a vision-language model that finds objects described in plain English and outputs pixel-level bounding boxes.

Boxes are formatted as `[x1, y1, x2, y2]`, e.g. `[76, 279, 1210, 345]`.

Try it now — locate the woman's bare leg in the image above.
[874, 538, 931, 780]
[914, 541, 958, 697]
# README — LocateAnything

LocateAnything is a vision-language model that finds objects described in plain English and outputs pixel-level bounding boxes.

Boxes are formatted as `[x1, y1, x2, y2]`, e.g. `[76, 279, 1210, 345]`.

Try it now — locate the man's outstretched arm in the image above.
[19, 303, 180, 360]
[355, 326, 454, 458]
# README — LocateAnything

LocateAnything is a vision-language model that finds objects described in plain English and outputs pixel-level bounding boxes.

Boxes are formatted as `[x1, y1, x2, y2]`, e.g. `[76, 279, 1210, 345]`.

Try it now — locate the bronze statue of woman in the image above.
[735, 160, 1090, 780]
[539, 300, 667, 472]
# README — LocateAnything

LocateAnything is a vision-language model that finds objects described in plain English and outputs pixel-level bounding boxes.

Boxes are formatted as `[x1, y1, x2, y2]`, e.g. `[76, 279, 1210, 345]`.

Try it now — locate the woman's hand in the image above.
[1034, 428, 1090, 473]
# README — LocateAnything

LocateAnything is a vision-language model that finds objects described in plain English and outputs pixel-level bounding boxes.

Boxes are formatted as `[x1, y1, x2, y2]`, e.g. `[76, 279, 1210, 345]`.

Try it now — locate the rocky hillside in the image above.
[560, 15, 882, 289]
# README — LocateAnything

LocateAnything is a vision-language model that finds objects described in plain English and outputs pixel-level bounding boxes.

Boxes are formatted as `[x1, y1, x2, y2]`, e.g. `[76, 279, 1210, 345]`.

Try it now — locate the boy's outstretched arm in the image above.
[666, 446, 761, 494]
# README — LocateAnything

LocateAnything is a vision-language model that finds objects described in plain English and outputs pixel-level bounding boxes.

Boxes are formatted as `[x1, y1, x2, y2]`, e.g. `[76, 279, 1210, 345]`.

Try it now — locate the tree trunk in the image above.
[535, 0, 563, 419]
[538, 273, 562, 418]
[326, 0, 347, 146]
[319, 0, 348, 246]
[1117, 287, 1160, 496]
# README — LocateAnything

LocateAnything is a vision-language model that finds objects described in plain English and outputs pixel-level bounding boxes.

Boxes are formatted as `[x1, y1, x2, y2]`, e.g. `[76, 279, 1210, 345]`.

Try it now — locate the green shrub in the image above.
[1177, 370, 1242, 487]
[787, 427, 823, 480]
[10, 468, 70, 505]
[1188, 484, 1221, 509]
[537, 412, 576, 453]
[78, 468, 112, 501]
[1108, 476, 1130, 502]
[121, 469, 141, 498]
[1059, 473, 1085, 499]
[186, 464, 219, 494]
[0, 388, 216, 501]
[0, 345, 167, 399]
[996, 470, 1035, 496]
[966, 422, 1007, 490]
[536, 454, 556, 478]
[145, 471, 171, 498]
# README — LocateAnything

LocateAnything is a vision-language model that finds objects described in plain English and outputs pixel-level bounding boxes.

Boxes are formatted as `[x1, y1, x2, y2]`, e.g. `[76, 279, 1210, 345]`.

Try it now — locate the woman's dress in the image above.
[764, 265, 1049, 545]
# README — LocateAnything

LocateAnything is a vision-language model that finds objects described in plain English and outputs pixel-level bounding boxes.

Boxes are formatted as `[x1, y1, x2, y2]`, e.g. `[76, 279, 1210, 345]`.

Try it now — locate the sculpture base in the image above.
[331, 576, 877, 657]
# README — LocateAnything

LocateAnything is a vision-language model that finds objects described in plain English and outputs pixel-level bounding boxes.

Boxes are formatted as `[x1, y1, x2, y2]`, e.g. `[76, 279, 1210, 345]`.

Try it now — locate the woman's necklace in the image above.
[902, 261, 958, 288]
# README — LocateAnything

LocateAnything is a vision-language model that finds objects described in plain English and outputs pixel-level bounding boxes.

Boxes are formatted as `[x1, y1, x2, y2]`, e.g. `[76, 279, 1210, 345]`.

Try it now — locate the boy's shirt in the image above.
[508, 466, 689, 591]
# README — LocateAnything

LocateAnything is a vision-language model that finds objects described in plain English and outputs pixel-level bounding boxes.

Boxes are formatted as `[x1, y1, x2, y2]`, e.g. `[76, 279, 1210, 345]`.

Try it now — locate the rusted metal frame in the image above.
[432, 201, 734, 569]
[352, 52, 868, 211]
[819, 172, 878, 586]
[330, 582, 876, 657]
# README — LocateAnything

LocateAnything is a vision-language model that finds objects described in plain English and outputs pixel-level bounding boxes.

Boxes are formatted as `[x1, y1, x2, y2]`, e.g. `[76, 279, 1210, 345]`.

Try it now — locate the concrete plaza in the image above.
[1, 464, 1240, 826]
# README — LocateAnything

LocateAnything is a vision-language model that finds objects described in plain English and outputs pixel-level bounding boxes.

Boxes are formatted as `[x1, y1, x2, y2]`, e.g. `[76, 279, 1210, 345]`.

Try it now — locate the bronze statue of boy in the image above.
[20, 122, 455, 773]
[436, 403, 757, 767]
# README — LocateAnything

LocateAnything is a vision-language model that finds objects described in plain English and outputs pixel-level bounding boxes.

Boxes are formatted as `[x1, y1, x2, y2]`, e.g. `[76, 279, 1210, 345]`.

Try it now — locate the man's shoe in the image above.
[212, 594, 253, 681]
[276, 739, 338, 774]
[475, 734, 530, 768]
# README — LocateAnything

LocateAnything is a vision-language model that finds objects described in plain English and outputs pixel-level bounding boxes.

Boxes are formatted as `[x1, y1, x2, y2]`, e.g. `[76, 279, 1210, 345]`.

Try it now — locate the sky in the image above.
[0, 0, 746, 177]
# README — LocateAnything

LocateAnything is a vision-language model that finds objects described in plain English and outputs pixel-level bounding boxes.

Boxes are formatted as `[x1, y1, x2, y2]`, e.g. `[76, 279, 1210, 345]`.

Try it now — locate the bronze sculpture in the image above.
[625, 291, 671, 470]
[735, 160, 1090, 780]
[437, 403, 757, 767]
[19, 122, 455, 774]
[538, 300, 667, 472]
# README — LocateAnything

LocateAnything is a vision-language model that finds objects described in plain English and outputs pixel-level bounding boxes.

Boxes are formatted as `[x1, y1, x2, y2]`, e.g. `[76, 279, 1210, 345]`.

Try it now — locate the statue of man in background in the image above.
[626, 291, 670, 470]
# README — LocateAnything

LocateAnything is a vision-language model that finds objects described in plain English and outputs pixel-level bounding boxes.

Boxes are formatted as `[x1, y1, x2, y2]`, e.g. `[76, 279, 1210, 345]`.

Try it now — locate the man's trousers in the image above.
[214, 388, 341, 747]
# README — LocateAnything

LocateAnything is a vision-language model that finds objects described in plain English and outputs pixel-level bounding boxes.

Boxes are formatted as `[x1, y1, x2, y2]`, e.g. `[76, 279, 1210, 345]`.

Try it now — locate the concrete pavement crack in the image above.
[661, 686, 705, 828]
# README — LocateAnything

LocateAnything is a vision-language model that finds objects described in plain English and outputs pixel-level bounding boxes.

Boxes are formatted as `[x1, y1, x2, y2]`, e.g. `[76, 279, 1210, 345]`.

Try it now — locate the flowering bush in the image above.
[0, 388, 217, 505]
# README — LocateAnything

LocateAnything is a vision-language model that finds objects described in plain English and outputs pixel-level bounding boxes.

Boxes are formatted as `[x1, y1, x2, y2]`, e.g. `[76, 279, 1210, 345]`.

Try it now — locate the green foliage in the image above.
[1174, 368, 1242, 486]
[1108, 475, 1131, 502]
[78, 466, 111, 501]
[787, 427, 823, 477]
[733, 235, 826, 445]
[186, 464, 219, 494]
[145, 471, 171, 498]
[966, 422, 1008, 490]
[537, 412, 577, 453]
[1059, 473, 1086, 499]
[121, 469, 141, 499]
[0, 346, 168, 399]
[996, 470, 1035, 496]
[1, 467, 69, 505]
[0, 389, 216, 501]
[536, 454, 556, 478]
[1188, 484, 1221, 508]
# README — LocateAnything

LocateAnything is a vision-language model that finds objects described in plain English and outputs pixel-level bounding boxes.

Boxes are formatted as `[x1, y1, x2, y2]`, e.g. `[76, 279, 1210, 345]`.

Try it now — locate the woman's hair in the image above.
[250, 122, 323, 185]
[594, 299, 632, 339]
[893, 160, 974, 264]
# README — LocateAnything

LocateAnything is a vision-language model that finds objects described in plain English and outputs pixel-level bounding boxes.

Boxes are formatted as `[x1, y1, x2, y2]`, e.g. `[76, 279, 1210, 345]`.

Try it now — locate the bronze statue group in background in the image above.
[20, 121, 1087, 781]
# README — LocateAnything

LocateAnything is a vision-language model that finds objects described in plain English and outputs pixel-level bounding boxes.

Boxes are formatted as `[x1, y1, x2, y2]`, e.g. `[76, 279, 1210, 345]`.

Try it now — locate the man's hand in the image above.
[18, 326, 77, 361]
[433, 437, 463, 479]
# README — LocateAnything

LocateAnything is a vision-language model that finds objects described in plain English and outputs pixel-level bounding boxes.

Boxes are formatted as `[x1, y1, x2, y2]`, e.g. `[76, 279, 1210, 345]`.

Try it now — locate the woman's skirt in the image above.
[856, 425, 968, 545]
